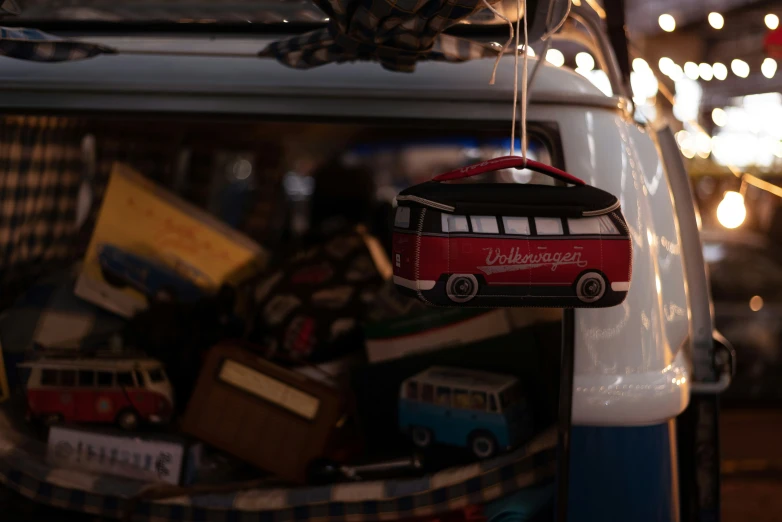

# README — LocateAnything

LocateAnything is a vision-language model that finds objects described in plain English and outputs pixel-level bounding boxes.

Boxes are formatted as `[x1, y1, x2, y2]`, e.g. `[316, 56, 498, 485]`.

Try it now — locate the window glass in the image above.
[503, 217, 530, 235]
[453, 389, 471, 409]
[41, 369, 58, 386]
[568, 217, 601, 235]
[489, 394, 498, 412]
[535, 217, 564, 235]
[148, 368, 165, 383]
[442, 214, 469, 233]
[78, 371, 95, 387]
[500, 384, 524, 409]
[406, 381, 419, 400]
[471, 216, 499, 234]
[97, 371, 114, 387]
[471, 391, 488, 411]
[435, 386, 451, 406]
[117, 372, 135, 387]
[60, 370, 76, 387]
[394, 206, 411, 228]
[706, 243, 782, 302]
[421, 384, 434, 403]
[598, 215, 620, 234]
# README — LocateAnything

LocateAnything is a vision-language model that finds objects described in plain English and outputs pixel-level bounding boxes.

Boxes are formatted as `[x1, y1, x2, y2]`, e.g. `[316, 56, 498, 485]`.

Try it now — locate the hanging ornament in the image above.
[391, 157, 632, 308]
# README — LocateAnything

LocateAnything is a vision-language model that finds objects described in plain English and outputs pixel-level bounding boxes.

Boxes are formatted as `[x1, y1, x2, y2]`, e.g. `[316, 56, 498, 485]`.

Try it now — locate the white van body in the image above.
[0, 33, 693, 427]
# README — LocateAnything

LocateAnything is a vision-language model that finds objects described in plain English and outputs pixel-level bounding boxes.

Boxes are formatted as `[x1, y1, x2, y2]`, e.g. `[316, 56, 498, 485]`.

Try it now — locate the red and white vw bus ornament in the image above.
[392, 156, 632, 308]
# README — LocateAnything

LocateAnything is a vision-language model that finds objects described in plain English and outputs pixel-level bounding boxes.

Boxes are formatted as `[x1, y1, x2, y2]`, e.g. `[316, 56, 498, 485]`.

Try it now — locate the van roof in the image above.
[19, 358, 163, 371]
[405, 366, 517, 392]
[397, 181, 619, 218]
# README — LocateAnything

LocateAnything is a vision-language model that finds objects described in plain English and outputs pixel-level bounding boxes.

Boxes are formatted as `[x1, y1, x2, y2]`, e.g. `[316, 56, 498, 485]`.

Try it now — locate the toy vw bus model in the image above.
[98, 243, 207, 303]
[399, 367, 531, 459]
[393, 158, 632, 308]
[21, 357, 174, 430]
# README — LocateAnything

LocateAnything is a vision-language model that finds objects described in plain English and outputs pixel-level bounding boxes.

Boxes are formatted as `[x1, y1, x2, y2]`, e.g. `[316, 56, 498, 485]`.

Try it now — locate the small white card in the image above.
[47, 425, 185, 485]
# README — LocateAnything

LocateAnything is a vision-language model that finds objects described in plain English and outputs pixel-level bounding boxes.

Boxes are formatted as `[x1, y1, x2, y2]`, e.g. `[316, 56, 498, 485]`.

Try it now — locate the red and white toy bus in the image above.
[392, 157, 632, 308]
[21, 357, 174, 430]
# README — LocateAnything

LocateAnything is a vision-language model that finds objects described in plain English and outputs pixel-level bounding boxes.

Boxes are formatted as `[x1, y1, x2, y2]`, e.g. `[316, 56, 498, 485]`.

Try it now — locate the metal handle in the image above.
[690, 330, 736, 394]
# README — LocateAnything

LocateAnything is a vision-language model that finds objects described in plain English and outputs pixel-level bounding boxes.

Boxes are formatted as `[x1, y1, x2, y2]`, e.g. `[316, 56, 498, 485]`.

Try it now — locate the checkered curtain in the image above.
[0, 26, 115, 62]
[0, 116, 87, 309]
[260, 0, 499, 72]
[0, 0, 20, 16]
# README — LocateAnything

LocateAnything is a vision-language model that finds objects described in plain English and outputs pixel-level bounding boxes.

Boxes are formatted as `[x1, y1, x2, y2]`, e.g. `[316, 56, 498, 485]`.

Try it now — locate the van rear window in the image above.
[442, 214, 469, 233]
[598, 215, 620, 234]
[78, 371, 95, 387]
[60, 371, 76, 386]
[568, 217, 601, 235]
[97, 372, 114, 387]
[503, 217, 530, 235]
[41, 369, 58, 386]
[394, 206, 411, 228]
[471, 216, 499, 234]
[535, 217, 564, 235]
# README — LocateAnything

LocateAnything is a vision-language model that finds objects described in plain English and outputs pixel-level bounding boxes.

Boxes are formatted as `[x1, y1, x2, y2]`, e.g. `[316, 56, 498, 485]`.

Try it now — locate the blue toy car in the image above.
[399, 366, 532, 459]
[97, 243, 207, 303]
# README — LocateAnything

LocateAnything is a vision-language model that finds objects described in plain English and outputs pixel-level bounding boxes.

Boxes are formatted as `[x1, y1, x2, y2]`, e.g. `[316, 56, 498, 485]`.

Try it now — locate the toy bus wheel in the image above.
[469, 431, 497, 459]
[446, 274, 479, 303]
[575, 271, 606, 303]
[117, 409, 140, 431]
[411, 427, 433, 448]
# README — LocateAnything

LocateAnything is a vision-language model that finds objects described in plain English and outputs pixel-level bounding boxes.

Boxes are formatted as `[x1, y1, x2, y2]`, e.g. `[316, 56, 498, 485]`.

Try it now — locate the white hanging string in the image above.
[520, 0, 529, 165]
[485, 0, 564, 161]
[481, 0, 514, 85]
[510, 0, 521, 156]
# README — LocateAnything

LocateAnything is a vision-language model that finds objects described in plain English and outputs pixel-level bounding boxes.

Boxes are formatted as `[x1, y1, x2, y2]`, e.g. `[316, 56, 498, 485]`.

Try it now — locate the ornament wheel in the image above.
[469, 431, 497, 459]
[411, 426, 433, 448]
[445, 274, 479, 303]
[117, 409, 140, 431]
[575, 271, 606, 303]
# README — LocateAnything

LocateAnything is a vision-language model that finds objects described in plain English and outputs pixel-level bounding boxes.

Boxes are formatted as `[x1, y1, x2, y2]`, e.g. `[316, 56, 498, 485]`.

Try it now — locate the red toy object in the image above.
[21, 357, 174, 430]
[765, 27, 782, 58]
[392, 156, 632, 308]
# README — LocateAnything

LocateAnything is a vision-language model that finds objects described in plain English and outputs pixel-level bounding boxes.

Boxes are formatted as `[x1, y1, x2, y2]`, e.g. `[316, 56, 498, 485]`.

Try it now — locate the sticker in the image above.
[346, 255, 377, 282]
[291, 262, 334, 285]
[264, 295, 301, 326]
[330, 318, 356, 340]
[311, 286, 354, 309]
[218, 359, 320, 420]
[255, 271, 284, 303]
[284, 316, 317, 357]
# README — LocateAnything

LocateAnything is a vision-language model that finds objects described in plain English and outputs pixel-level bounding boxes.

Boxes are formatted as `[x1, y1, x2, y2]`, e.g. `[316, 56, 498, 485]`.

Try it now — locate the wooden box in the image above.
[181, 342, 344, 483]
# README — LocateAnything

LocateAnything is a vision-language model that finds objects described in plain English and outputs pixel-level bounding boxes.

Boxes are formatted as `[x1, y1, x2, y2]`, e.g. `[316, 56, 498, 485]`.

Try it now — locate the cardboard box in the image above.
[75, 163, 267, 317]
[47, 425, 200, 485]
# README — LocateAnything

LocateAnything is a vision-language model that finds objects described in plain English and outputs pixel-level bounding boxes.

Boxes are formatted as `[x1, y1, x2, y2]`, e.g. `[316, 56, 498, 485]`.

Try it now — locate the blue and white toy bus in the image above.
[399, 367, 532, 459]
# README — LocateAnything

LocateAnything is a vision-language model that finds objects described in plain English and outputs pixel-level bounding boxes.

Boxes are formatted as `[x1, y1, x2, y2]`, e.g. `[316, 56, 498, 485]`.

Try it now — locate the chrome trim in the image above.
[396, 195, 455, 213]
[393, 275, 436, 291]
[582, 200, 621, 216]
